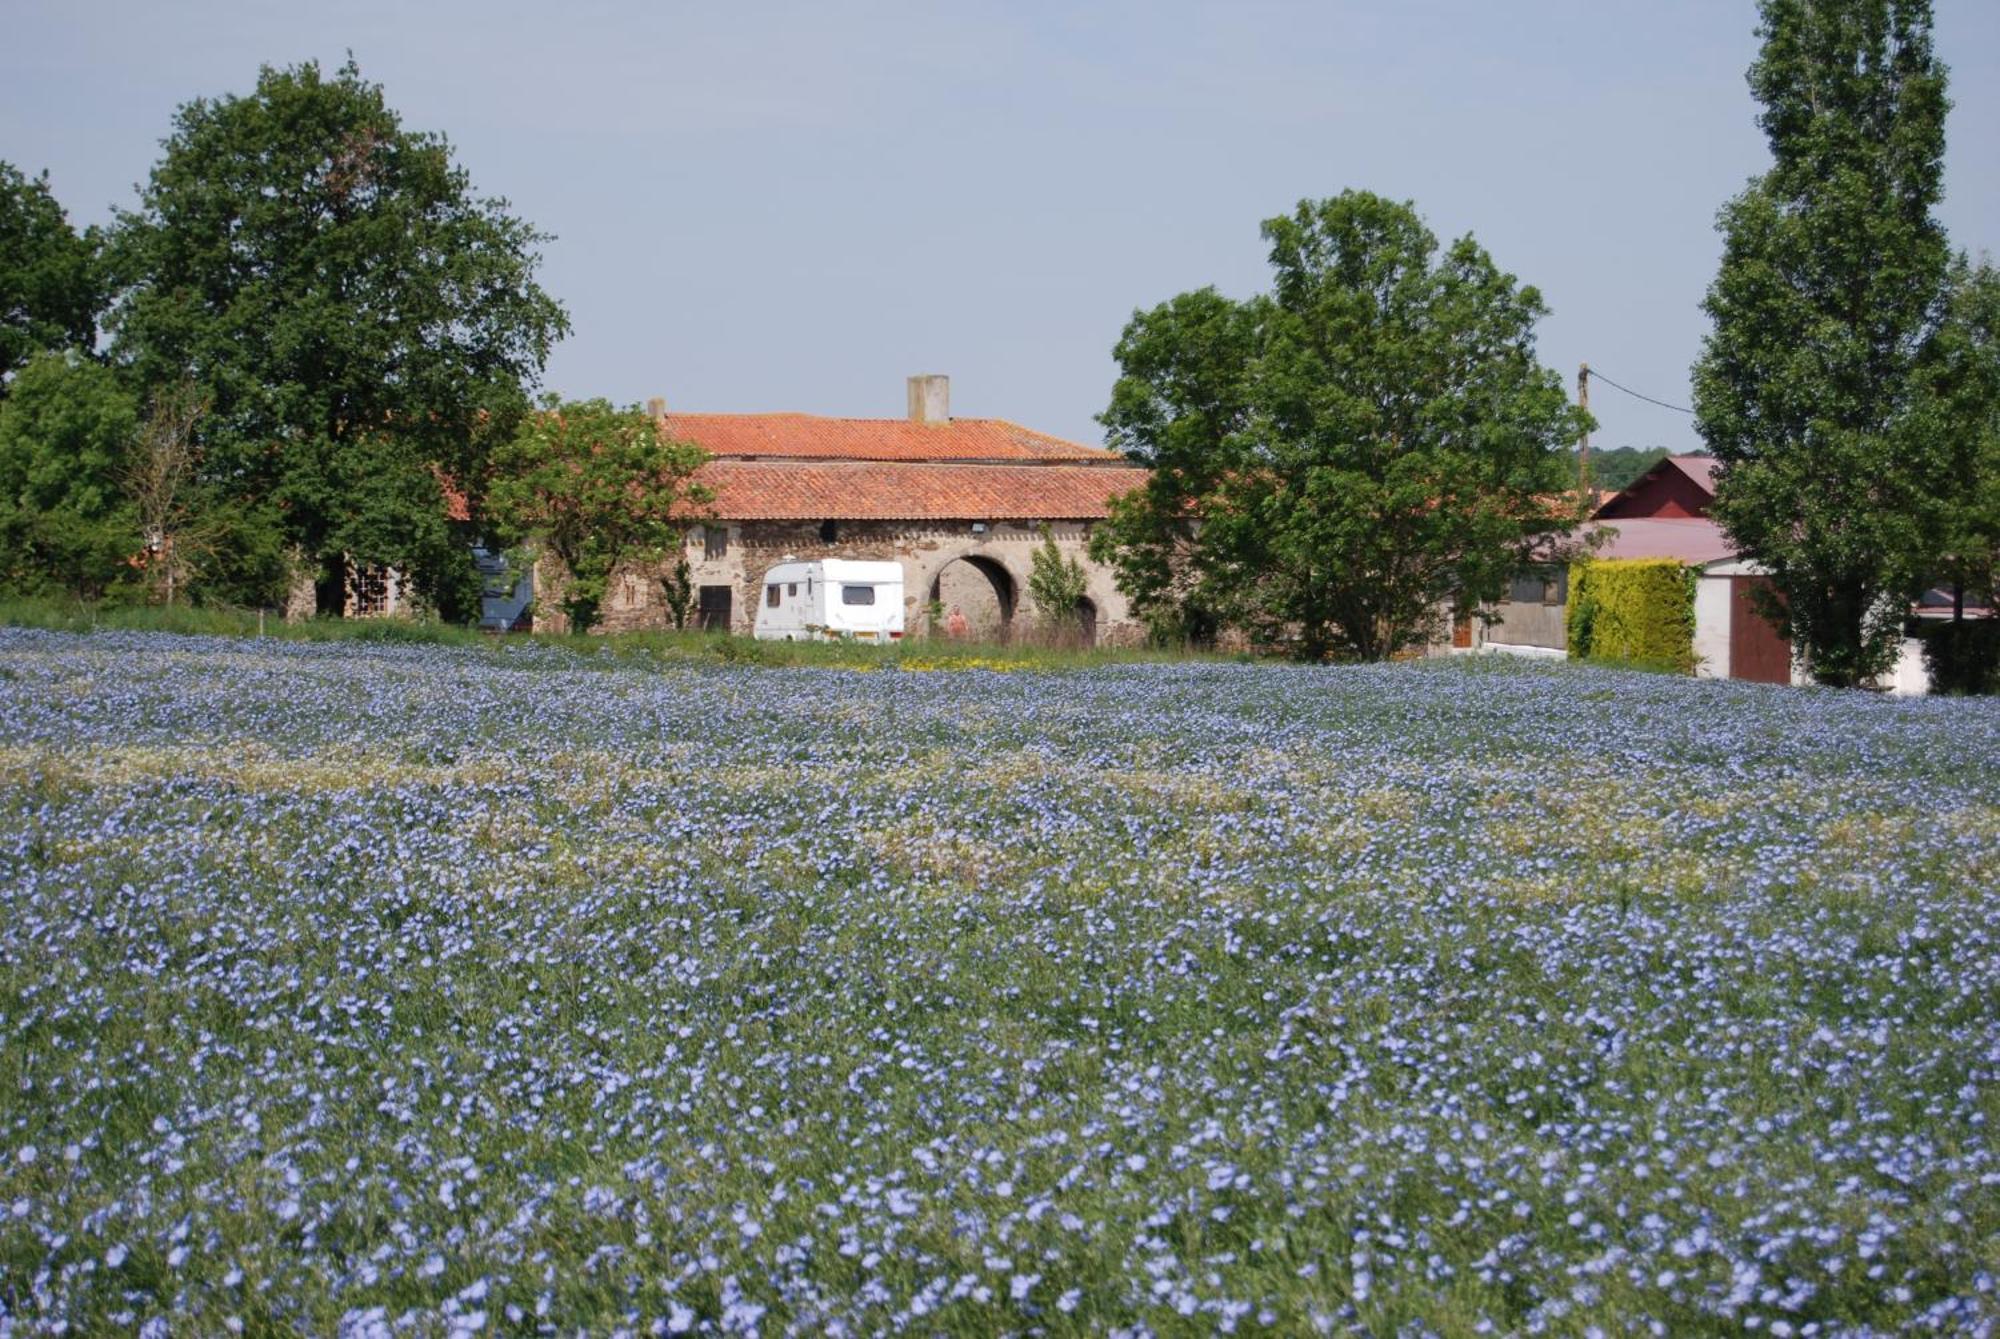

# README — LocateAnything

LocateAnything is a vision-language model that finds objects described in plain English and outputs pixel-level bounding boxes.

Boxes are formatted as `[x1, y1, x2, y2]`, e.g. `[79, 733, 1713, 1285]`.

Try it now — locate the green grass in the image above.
[0, 593, 1223, 671]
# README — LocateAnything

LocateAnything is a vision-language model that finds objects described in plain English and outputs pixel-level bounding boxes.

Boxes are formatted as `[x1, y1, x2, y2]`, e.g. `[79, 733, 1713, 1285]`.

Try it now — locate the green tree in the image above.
[0, 352, 139, 597]
[1908, 256, 2000, 692]
[1028, 524, 1090, 635]
[1920, 257, 2000, 614]
[1, 163, 105, 388]
[1090, 288, 1260, 645]
[107, 58, 569, 616]
[486, 398, 711, 634]
[1692, 0, 1950, 687]
[1095, 191, 1587, 661]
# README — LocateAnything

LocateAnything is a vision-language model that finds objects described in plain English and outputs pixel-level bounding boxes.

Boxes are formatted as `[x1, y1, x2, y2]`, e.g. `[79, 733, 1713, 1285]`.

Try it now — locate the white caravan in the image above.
[753, 559, 906, 642]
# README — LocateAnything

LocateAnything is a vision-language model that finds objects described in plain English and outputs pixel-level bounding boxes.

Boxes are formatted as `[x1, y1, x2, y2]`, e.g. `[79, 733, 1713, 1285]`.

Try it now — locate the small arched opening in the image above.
[929, 554, 1015, 641]
[1074, 596, 1098, 648]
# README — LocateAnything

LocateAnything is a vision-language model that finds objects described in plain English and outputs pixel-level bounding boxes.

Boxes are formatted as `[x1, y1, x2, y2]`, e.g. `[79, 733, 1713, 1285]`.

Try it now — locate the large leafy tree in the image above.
[1906, 256, 2000, 692]
[1095, 191, 1587, 660]
[1693, 0, 1950, 687]
[1919, 258, 2000, 616]
[107, 58, 569, 616]
[0, 163, 104, 388]
[486, 399, 711, 635]
[1090, 288, 1261, 645]
[0, 352, 138, 597]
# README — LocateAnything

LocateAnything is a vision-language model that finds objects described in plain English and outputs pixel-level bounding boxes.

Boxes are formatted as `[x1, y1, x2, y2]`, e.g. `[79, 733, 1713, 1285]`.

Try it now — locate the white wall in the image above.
[1887, 636, 1932, 696]
[1692, 574, 1731, 679]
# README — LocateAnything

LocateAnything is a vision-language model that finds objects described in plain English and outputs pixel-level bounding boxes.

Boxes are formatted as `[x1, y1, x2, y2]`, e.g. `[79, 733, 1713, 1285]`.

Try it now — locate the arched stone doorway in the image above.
[1074, 596, 1098, 648]
[930, 554, 1015, 640]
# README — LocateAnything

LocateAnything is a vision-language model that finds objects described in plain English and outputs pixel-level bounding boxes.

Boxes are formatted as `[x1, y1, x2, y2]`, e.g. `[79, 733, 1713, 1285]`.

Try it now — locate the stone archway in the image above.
[930, 554, 1015, 640]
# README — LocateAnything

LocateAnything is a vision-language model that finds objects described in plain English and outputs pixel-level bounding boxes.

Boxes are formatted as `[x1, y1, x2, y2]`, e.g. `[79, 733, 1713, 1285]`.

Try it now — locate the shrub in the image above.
[1028, 525, 1088, 626]
[1567, 558, 1696, 671]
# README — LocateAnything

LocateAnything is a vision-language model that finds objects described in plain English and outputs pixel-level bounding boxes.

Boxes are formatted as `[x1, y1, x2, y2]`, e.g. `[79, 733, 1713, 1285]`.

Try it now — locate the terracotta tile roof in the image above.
[694, 459, 1144, 522]
[659, 413, 1121, 464]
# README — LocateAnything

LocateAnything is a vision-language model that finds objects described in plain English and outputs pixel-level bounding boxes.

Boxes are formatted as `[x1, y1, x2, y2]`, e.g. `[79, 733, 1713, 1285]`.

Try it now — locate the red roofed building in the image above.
[543, 376, 1148, 642]
[1592, 455, 1721, 521]
[1470, 454, 1808, 684]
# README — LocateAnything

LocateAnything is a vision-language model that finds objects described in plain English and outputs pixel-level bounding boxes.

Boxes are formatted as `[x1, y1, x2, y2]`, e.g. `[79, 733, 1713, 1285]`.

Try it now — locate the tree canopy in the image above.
[0, 163, 104, 387]
[0, 352, 138, 598]
[1918, 258, 2000, 611]
[1693, 0, 1951, 686]
[486, 399, 711, 635]
[107, 58, 569, 615]
[1094, 191, 1588, 660]
[1090, 288, 1260, 646]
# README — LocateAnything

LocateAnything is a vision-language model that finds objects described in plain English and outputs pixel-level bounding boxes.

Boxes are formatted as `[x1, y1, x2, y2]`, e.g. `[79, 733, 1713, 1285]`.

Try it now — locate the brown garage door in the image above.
[1729, 577, 1791, 683]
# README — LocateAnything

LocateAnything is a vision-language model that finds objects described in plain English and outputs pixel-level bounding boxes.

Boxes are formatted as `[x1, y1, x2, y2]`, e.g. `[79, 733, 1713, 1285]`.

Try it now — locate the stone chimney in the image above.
[907, 374, 950, 424]
[646, 397, 667, 418]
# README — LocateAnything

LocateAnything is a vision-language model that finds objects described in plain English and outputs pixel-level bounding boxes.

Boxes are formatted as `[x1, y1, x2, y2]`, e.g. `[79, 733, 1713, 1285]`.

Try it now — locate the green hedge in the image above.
[1567, 558, 1697, 671]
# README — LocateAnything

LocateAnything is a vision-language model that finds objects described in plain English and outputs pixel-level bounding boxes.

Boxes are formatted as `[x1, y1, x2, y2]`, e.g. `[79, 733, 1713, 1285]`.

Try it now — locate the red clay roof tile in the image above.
[659, 413, 1121, 464]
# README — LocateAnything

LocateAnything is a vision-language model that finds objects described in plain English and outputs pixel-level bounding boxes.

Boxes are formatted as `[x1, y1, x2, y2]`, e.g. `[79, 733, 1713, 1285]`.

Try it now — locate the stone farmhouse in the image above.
[522, 376, 1148, 643]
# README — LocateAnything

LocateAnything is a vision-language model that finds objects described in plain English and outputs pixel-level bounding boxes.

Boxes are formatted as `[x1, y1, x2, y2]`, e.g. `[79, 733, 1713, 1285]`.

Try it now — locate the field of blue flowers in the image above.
[1, 628, 1996, 1335]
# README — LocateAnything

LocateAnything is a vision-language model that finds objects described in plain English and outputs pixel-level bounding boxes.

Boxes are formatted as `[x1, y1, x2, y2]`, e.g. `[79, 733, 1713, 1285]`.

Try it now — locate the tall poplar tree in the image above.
[1693, 0, 1950, 687]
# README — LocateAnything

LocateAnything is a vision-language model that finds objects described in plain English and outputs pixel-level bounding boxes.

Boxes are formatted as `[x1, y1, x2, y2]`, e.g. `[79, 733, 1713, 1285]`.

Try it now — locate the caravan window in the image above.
[841, 585, 876, 606]
[766, 585, 781, 608]
[787, 583, 797, 598]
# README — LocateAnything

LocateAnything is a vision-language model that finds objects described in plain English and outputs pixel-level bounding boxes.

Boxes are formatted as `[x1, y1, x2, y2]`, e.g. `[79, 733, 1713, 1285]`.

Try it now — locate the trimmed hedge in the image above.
[1567, 558, 1697, 671]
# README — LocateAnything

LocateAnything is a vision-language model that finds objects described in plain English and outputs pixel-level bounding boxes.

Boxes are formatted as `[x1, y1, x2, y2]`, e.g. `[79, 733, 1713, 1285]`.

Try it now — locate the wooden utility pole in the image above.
[1577, 362, 1593, 506]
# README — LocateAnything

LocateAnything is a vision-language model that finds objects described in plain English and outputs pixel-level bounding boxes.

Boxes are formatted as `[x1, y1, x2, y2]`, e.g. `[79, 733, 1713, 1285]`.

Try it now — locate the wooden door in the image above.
[1729, 577, 1791, 683]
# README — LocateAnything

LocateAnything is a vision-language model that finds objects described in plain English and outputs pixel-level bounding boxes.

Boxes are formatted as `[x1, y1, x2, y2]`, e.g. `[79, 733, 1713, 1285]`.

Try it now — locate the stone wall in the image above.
[536, 519, 1139, 644]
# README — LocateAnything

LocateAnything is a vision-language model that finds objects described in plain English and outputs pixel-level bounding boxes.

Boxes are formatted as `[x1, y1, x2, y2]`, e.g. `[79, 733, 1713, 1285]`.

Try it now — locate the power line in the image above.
[1585, 368, 1695, 416]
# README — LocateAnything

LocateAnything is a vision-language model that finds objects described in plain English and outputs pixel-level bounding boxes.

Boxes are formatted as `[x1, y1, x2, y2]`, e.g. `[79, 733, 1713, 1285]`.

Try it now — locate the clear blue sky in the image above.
[4, 1, 1997, 454]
